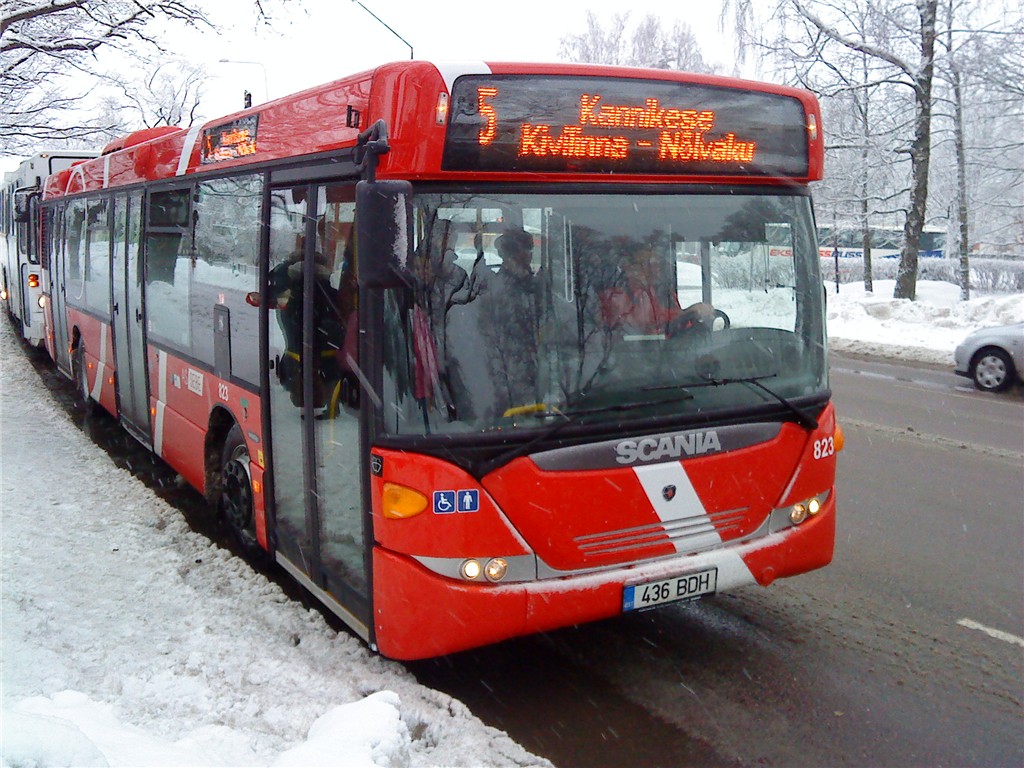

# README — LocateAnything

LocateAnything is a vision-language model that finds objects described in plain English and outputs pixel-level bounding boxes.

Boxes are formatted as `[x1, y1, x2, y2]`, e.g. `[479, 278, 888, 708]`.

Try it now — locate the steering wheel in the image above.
[711, 309, 731, 331]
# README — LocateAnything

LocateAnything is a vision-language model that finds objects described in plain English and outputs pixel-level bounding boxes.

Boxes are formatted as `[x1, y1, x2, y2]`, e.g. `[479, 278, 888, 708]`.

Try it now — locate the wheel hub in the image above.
[222, 458, 252, 532]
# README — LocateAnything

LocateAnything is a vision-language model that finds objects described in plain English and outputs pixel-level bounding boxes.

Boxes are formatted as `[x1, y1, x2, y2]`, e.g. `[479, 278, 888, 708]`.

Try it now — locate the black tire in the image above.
[712, 309, 731, 331]
[72, 342, 95, 413]
[971, 347, 1015, 392]
[221, 424, 261, 554]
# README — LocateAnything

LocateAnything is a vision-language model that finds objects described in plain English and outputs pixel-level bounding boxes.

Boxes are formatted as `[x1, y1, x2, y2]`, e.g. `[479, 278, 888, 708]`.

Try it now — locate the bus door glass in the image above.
[110, 192, 150, 438]
[267, 181, 367, 625]
[50, 203, 74, 376]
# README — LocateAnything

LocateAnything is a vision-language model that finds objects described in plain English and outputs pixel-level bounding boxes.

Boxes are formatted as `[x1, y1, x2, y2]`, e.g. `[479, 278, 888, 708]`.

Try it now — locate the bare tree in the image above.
[96, 58, 207, 137]
[932, 0, 1024, 299]
[0, 0, 276, 156]
[726, 0, 1022, 299]
[560, 12, 718, 73]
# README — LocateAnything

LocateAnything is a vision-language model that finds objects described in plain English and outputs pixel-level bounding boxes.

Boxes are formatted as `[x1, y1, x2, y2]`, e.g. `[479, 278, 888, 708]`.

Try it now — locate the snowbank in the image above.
[0, 317, 548, 767]
[826, 280, 1023, 365]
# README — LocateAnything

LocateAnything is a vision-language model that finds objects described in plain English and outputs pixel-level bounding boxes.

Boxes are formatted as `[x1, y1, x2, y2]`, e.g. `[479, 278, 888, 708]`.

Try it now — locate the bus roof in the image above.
[43, 60, 823, 199]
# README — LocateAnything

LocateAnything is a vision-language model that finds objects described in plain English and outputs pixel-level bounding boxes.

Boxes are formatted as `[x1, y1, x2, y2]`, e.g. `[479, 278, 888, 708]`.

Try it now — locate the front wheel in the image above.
[221, 424, 261, 554]
[971, 347, 1014, 392]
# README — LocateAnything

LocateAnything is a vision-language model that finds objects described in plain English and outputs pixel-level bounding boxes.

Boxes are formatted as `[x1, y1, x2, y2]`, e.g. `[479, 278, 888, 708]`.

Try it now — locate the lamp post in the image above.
[218, 58, 270, 105]
[351, 0, 413, 59]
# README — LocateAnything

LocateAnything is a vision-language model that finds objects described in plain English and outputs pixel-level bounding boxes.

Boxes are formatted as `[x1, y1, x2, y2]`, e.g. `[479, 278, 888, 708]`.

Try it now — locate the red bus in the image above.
[39, 60, 839, 659]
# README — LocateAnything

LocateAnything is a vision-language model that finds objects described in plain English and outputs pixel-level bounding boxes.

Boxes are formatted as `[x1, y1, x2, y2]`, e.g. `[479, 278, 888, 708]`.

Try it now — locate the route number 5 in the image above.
[477, 87, 499, 146]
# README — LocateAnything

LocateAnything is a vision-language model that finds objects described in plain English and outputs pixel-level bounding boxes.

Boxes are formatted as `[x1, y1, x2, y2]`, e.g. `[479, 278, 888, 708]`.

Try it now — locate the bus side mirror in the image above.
[13, 190, 34, 223]
[356, 179, 413, 289]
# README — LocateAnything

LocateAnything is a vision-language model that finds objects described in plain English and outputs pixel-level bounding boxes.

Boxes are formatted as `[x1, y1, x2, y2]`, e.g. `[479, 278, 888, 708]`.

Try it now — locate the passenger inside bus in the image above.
[600, 245, 714, 339]
[268, 217, 351, 412]
[480, 226, 541, 412]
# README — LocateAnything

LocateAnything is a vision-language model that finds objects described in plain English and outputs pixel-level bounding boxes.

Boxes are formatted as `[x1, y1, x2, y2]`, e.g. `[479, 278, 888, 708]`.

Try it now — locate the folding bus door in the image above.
[49, 204, 73, 376]
[110, 192, 151, 439]
[266, 181, 369, 637]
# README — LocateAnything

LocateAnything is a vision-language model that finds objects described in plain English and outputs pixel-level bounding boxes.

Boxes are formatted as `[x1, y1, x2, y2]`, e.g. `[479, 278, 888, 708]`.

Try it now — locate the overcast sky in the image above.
[190, 0, 740, 117]
[2, 1, 741, 173]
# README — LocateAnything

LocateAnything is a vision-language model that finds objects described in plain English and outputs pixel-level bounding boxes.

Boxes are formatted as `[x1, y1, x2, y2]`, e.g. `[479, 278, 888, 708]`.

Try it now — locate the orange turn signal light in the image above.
[382, 482, 428, 520]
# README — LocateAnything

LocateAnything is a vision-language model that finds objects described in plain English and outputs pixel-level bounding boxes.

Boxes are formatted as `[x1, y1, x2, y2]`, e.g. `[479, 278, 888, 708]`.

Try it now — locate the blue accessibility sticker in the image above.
[457, 489, 479, 513]
[433, 490, 456, 514]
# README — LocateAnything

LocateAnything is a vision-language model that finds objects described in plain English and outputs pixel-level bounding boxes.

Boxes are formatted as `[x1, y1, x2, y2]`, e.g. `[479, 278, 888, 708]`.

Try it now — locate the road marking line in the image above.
[839, 417, 1024, 461]
[957, 618, 1024, 647]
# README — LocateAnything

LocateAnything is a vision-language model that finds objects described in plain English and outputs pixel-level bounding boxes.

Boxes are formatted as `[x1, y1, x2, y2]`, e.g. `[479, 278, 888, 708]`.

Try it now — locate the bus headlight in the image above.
[38, 294, 47, 309]
[484, 558, 508, 582]
[790, 494, 825, 525]
[770, 491, 829, 532]
[461, 559, 482, 580]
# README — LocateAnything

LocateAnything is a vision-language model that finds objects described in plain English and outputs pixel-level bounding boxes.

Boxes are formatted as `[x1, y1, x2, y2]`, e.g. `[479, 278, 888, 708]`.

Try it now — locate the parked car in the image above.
[954, 322, 1024, 392]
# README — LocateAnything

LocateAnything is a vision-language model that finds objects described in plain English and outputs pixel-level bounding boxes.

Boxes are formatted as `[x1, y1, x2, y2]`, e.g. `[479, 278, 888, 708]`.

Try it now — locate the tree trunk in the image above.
[949, 18, 971, 300]
[859, 62, 874, 293]
[894, 0, 939, 301]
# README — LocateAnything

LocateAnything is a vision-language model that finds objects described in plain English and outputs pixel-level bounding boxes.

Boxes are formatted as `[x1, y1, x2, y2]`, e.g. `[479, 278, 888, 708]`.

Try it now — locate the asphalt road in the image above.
[413, 353, 1024, 767]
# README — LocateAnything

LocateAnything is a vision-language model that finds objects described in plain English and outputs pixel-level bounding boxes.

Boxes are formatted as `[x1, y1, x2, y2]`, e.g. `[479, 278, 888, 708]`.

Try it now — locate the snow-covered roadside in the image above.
[0, 317, 549, 767]
[825, 279, 1022, 365]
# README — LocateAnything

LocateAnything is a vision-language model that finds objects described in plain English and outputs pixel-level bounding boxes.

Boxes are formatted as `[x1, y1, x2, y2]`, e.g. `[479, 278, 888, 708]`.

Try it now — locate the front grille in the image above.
[573, 508, 750, 559]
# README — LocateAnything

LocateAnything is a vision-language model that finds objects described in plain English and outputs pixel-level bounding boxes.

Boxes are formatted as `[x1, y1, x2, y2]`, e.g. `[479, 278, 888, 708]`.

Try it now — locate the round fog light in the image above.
[484, 558, 508, 582]
[790, 504, 808, 524]
[461, 559, 481, 580]
[808, 497, 821, 515]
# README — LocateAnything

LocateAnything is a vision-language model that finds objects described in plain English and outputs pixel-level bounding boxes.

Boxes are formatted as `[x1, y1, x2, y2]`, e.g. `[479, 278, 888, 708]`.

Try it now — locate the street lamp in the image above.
[218, 58, 270, 106]
[351, 0, 413, 59]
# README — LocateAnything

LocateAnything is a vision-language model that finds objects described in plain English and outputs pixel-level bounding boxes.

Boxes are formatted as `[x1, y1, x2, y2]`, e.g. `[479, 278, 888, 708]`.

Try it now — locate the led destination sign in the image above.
[442, 75, 809, 177]
[201, 114, 259, 164]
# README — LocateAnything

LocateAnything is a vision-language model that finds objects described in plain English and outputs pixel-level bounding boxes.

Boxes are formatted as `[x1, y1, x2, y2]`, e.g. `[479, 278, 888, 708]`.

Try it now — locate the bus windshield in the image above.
[380, 190, 827, 437]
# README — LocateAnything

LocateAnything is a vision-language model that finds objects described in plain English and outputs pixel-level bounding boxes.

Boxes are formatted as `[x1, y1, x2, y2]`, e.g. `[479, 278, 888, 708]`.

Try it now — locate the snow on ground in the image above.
[0, 319, 550, 766]
[826, 279, 1022, 365]
[0, 279, 1020, 767]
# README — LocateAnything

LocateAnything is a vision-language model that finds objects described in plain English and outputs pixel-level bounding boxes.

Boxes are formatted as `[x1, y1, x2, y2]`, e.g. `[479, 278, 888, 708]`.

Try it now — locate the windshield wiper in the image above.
[477, 389, 695, 476]
[688, 373, 819, 431]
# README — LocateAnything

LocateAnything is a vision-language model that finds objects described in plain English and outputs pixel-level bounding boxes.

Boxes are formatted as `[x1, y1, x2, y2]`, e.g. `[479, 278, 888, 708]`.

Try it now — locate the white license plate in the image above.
[623, 568, 718, 611]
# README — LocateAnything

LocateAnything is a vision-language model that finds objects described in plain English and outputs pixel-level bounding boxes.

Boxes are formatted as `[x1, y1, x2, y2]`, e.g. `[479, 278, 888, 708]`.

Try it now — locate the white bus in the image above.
[2, 151, 98, 346]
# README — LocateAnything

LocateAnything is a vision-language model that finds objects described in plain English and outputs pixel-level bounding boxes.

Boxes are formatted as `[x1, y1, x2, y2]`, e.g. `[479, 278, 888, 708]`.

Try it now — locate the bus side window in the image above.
[145, 188, 193, 349]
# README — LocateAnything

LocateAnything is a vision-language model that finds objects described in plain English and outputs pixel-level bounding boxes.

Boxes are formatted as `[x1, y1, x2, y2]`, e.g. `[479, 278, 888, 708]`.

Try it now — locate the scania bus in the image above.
[38, 60, 840, 659]
[2, 151, 97, 346]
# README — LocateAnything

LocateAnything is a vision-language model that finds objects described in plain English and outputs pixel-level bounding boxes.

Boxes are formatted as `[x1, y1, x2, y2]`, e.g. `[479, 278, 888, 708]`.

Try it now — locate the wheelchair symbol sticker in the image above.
[434, 491, 456, 514]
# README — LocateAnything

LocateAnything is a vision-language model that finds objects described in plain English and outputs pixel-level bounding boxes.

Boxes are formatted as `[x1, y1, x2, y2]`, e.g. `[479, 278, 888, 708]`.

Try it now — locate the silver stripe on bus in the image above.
[157, 350, 167, 403]
[632, 462, 722, 554]
[153, 400, 165, 457]
[103, 155, 110, 188]
[176, 124, 203, 176]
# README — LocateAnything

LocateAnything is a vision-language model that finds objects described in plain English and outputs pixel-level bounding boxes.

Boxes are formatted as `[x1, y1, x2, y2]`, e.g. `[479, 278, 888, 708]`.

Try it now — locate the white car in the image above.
[954, 322, 1024, 392]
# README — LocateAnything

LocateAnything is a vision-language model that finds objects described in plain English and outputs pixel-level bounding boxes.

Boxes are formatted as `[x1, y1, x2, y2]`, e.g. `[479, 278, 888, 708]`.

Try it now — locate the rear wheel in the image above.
[221, 424, 260, 553]
[72, 342, 95, 412]
[971, 347, 1014, 392]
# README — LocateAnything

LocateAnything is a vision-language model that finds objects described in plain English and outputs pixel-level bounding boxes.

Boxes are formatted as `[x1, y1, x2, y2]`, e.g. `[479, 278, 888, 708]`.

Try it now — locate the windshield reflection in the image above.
[381, 190, 827, 436]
